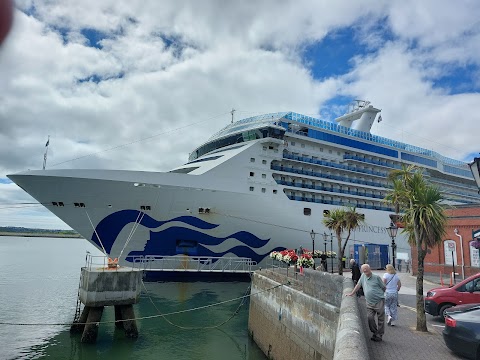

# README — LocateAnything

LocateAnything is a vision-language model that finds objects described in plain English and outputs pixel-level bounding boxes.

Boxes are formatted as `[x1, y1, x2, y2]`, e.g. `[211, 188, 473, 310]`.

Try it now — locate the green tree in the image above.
[385, 165, 447, 332]
[322, 207, 364, 275]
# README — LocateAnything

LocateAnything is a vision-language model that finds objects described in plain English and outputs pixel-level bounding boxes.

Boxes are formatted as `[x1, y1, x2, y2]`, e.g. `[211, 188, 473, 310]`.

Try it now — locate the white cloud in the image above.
[1, 0, 479, 228]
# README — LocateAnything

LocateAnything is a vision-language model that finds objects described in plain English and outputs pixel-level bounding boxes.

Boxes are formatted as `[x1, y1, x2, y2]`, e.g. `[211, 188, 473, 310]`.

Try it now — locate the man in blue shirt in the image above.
[346, 263, 386, 342]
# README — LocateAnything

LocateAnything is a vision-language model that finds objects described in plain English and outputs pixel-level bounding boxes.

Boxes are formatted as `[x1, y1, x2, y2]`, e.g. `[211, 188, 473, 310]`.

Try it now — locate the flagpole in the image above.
[43, 136, 50, 170]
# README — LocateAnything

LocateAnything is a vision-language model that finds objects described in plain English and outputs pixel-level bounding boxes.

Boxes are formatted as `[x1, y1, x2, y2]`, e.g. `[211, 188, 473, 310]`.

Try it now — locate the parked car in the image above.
[443, 303, 480, 360]
[424, 272, 480, 318]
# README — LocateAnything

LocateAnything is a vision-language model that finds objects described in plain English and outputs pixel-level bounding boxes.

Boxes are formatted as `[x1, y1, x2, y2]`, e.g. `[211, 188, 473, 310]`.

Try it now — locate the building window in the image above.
[250, 172, 254, 177]
[249, 186, 254, 191]
[261, 188, 266, 193]
[304, 208, 311, 216]
[250, 158, 255, 162]
[262, 174, 266, 178]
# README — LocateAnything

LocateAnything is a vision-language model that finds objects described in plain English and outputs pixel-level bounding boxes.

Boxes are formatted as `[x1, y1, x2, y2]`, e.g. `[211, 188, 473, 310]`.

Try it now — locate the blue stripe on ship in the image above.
[91, 210, 281, 263]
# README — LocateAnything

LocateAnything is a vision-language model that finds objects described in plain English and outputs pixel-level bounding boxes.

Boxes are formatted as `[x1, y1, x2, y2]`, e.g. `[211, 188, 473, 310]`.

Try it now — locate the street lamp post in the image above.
[386, 223, 398, 269]
[310, 230, 316, 270]
[322, 232, 328, 272]
[468, 157, 480, 192]
[330, 233, 334, 274]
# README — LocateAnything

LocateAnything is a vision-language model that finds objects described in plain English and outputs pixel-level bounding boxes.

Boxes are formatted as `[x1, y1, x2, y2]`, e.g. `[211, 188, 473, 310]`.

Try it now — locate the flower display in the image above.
[299, 249, 337, 258]
[297, 254, 314, 268]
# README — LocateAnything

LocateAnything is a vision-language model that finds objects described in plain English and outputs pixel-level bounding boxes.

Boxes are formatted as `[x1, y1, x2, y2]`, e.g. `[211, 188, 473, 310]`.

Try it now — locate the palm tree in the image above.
[385, 165, 447, 332]
[323, 207, 364, 275]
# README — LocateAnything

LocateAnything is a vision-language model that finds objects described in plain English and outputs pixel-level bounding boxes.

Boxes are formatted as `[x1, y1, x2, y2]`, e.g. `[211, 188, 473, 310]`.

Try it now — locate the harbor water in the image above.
[0, 236, 266, 360]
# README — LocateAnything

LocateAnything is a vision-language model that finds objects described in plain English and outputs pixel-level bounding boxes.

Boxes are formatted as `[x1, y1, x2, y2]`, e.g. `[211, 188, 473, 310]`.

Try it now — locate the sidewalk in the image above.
[349, 270, 464, 360]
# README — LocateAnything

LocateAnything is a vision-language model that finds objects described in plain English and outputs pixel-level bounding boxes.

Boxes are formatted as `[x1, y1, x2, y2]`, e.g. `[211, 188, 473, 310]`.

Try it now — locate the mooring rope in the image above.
[85, 210, 107, 256]
[140, 280, 251, 330]
[0, 282, 287, 327]
[118, 211, 145, 261]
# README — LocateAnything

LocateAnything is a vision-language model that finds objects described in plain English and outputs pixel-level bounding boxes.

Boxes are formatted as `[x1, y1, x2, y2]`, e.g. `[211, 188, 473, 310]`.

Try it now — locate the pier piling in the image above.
[71, 261, 143, 343]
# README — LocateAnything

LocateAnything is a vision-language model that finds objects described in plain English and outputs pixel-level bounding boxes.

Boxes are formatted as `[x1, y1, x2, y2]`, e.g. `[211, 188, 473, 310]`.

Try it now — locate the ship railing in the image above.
[127, 255, 257, 273]
[83, 253, 146, 271]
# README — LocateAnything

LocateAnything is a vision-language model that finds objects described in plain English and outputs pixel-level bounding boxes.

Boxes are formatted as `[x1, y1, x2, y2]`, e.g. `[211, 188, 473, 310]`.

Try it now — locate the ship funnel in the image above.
[334, 100, 381, 133]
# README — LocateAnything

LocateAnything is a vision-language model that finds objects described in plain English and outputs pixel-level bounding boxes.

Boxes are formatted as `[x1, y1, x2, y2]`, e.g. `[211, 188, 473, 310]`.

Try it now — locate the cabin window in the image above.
[250, 172, 254, 177]
[262, 174, 266, 179]
[301, 143, 305, 148]
[249, 187, 254, 191]
[250, 158, 255, 163]
[291, 141, 295, 146]
[262, 160, 267, 165]
[261, 188, 266, 193]
[304, 208, 311, 216]
[273, 190, 277, 194]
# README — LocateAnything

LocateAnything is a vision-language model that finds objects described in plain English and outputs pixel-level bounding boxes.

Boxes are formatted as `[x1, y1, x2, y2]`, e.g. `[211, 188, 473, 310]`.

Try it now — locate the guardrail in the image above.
[126, 255, 257, 273]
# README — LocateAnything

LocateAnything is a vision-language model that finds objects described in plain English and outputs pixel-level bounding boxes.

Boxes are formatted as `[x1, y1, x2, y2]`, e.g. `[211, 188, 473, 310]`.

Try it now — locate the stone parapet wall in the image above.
[248, 268, 368, 360]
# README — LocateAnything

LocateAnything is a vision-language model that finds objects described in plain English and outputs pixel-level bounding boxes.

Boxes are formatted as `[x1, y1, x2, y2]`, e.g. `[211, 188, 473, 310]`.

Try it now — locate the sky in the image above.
[0, 0, 479, 229]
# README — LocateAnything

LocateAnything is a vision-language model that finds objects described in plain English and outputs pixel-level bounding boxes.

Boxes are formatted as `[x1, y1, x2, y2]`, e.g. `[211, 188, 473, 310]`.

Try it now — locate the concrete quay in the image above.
[249, 267, 465, 360]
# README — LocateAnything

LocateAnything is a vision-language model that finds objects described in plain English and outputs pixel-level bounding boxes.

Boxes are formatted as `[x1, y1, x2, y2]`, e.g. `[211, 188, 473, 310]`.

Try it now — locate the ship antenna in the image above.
[230, 108, 236, 123]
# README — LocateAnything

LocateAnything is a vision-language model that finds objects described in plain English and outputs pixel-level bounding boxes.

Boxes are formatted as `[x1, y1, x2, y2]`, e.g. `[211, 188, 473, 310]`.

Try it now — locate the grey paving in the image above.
[348, 270, 467, 360]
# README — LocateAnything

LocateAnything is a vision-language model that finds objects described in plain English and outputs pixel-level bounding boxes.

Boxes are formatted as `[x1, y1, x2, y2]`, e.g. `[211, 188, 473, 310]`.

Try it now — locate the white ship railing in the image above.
[127, 255, 257, 273]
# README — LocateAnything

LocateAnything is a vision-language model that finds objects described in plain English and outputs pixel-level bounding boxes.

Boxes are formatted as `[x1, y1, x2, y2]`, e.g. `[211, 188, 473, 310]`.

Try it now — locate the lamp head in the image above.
[454, 228, 458, 234]
[310, 229, 315, 241]
[386, 223, 398, 238]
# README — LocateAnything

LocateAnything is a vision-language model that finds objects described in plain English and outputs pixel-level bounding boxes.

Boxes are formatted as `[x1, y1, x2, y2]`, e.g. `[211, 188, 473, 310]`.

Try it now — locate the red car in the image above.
[425, 272, 480, 318]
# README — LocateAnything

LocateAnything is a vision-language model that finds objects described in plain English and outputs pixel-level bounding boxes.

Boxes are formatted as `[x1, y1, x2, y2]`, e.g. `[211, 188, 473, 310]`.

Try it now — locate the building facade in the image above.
[411, 205, 480, 279]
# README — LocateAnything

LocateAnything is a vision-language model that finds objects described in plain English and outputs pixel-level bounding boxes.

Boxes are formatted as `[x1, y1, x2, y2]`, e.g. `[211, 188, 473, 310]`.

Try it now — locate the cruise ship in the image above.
[8, 101, 480, 268]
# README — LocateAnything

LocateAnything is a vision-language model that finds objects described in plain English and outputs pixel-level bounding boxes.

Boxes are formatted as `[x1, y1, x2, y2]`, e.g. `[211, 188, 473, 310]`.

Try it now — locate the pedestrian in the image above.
[383, 264, 401, 326]
[320, 253, 328, 272]
[350, 259, 362, 297]
[405, 258, 410, 273]
[396, 258, 402, 272]
[346, 264, 386, 342]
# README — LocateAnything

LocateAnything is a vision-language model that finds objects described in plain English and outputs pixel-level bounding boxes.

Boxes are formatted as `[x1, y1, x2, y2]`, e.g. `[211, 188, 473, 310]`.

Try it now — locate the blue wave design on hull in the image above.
[92, 209, 279, 264]
[127, 226, 273, 264]
[91, 210, 218, 253]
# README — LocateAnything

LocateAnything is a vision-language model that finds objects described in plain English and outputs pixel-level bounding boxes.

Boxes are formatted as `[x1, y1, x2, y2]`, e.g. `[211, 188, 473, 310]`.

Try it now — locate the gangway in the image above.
[126, 255, 257, 274]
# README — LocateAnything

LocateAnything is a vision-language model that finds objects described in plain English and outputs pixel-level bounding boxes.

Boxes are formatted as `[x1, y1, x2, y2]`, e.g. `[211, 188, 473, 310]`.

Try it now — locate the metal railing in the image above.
[126, 255, 257, 273]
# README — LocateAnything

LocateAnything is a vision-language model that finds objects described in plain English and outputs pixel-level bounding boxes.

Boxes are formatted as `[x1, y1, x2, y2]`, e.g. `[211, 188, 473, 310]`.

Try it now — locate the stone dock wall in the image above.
[248, 268, 368, 360]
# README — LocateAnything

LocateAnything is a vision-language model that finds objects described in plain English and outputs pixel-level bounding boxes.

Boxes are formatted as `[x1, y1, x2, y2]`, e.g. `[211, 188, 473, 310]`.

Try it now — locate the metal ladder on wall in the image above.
[72, 252, 89, 323]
